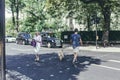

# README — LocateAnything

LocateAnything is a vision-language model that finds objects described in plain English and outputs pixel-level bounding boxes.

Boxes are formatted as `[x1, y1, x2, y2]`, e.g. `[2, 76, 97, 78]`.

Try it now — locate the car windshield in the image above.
[18, 33, 31, 39]
[47, 33, 56, 38]
[24, 33, 30, 39]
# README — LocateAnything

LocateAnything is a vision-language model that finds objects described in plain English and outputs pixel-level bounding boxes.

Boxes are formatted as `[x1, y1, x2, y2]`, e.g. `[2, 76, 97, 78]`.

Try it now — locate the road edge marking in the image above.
[93, 64, 120, 71]
[108, 60, 120, 63]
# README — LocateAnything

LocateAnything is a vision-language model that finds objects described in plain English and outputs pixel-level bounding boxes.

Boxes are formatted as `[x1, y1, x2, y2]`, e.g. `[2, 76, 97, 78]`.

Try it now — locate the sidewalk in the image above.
[65, 45, 120, 52]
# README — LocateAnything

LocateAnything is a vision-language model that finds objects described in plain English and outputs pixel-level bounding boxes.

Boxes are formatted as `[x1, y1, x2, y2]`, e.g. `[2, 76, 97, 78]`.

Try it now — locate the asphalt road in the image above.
[5, 43, 120, 80]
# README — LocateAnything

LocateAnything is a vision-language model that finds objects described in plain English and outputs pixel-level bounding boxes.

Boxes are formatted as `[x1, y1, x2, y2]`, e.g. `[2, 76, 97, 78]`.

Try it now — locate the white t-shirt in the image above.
[34, 35, 42, 53]
[34, 35, 42, 46]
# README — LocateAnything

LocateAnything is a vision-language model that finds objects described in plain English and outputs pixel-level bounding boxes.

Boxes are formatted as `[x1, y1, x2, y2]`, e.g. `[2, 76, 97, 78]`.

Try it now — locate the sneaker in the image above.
[35, 57, 39, 62]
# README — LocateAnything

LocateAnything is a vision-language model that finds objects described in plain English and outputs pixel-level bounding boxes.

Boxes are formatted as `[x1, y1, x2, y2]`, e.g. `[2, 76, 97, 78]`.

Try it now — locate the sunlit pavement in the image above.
[5, 43, 120, 80]
[65, 46, 120, 52]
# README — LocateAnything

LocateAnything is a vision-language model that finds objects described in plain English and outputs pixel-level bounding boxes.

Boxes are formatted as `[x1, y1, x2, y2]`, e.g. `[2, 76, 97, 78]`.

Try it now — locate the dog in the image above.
[58, 50, 64, 61]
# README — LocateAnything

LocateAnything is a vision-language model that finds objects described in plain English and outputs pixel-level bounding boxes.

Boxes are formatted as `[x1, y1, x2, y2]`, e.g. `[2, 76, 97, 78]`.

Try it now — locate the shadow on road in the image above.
[6, 53, 101, 80]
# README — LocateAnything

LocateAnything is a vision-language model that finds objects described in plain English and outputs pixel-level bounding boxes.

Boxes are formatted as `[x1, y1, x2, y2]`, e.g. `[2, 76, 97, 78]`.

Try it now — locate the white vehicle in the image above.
[5, 36, 16, 42]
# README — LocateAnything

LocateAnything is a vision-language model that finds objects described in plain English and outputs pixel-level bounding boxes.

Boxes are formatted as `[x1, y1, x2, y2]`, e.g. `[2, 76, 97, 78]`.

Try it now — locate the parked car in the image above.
[5, 36, 16, 43]
[16, 32, 32, 45]
[41, 32, 63, 48]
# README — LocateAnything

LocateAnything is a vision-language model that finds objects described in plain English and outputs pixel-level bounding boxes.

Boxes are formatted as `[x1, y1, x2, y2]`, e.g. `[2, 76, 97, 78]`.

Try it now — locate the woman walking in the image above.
[33, 32, 42, 61]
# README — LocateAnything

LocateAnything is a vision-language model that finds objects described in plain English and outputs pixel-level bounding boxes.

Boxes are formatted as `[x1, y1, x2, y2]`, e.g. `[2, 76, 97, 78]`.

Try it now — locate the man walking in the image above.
[70, 28, 83, 63]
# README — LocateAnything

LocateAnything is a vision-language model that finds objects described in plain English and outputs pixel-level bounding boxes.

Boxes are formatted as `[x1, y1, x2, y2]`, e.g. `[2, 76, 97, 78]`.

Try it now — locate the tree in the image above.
[98, 0, 119, 43]
[46, 0, 120, 43]
[6, 18, 16, 36]
[21, 0, 48, 32]
[6, 0, 25, 32]
[45, 0, 100, 31]
[6, 0, 120, 42]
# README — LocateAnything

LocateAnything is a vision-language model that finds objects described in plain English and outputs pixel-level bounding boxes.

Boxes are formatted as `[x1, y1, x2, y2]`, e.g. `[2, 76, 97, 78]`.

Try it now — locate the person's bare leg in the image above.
[73, 52, 77, 63]
[35, 54, 39, 61]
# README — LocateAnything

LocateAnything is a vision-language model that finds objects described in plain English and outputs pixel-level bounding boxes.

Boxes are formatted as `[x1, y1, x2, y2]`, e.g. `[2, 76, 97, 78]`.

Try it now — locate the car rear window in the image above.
[18, 33, 31, 39]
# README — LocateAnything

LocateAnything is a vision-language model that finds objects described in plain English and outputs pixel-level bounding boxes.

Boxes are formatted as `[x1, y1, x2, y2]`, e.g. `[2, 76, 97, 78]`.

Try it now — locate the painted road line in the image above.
[11, 48, 60, 52]
[93, 64, 120, 71]
[108, 60, 120, 63]
[11, 48, 33, 51]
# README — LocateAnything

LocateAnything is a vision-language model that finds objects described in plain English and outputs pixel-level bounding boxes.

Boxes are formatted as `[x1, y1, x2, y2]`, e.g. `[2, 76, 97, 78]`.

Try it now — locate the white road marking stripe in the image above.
[96, 54, 111, 58]
[11, 48, 32, 51]
[11, 48, 63, 52]
[93, 64, 120, 71]
[6, 70, 32, 80]
[108, 60, 120, 63]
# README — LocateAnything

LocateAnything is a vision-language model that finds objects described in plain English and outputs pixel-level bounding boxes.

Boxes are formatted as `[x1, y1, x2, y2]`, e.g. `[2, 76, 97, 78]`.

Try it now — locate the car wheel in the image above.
[59, 46, 62, 48]
[6, 39, 8, 43]
[47, 42, 51, 48]
[22, 41, 26, 45]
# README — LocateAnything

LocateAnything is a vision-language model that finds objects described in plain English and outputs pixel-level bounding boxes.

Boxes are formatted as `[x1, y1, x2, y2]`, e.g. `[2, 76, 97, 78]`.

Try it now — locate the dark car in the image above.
[41, 32, 63, 48]
[16, 32, 32, 45]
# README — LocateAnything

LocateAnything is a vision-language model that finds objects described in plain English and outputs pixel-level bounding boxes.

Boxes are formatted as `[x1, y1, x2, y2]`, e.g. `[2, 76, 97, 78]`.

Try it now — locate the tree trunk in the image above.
[98, 0, 111, 44]
[102, 6, 111, 31]
[16, 0, 19, 32]
[69, 18, 74, 31]
[87, 13, 91, 31]
[11, 4, 16, 29]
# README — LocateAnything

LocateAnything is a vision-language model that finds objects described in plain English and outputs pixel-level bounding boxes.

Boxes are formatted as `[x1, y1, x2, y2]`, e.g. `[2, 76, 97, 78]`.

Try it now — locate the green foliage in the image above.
[5, 0, 120, 35]
[6, 18, 16, 36]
